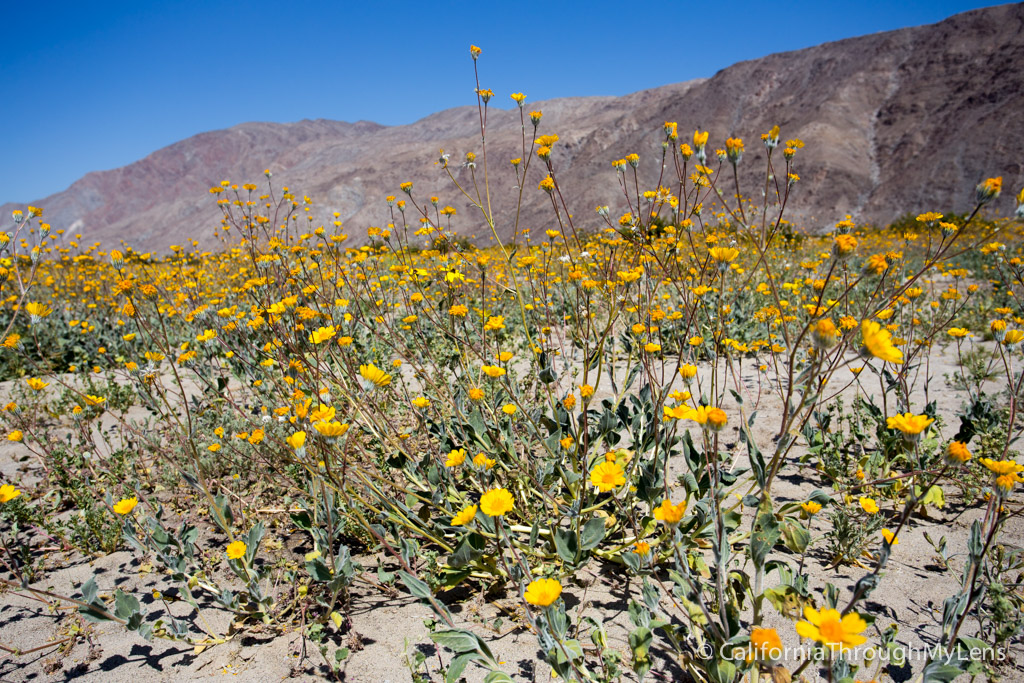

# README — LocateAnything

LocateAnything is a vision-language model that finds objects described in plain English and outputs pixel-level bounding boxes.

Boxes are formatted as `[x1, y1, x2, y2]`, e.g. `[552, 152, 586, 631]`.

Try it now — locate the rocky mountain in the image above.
[4, 3, 1023, 252]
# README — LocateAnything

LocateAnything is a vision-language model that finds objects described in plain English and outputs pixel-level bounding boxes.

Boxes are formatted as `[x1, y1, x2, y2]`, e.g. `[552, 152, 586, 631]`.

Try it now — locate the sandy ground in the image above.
[1, 341, 1021, 681]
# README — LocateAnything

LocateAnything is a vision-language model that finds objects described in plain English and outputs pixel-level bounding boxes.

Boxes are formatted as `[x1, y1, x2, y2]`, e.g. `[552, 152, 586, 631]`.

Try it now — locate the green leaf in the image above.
[306, 558, 333, 582]
[628, 626, 652, 658]
[553, 528, 579, 564]
[245, 522, 266, 562]
[707, 658, 737, 683]
[447, 652, 478, 683]
[750, 510, 780, 567]
[398, 571, 433, 600]
[921, 661, 965, 682]
[377, 563, 395, 584]
[430, 628, 480, 654]
[920, 485, 945, 509]
[622, 551, 641, 572]
[579, 518, 606, 551]
[553, 638, 584, 664]
[210, 494, 233, 535]
[113, 589, 140, 620]
[628, 626, 653, 680]
[780, 518, 810, 553]
[80, 577, 98, 605]
[448, 532, 486, 569]
[482, 672, 514, 683]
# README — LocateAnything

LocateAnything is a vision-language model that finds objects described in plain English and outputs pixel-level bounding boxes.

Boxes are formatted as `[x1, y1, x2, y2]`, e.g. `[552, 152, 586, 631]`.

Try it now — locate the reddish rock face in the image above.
[4, 4, 1024, 252]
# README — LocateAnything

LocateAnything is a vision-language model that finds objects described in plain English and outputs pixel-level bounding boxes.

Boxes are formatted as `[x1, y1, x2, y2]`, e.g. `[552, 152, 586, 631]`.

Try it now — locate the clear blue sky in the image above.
[0, 0, 1002, 202]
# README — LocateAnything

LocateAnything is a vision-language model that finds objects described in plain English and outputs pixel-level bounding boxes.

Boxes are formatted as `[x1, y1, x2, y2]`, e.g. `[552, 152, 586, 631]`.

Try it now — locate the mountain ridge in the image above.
[4, 3, 1023, 251]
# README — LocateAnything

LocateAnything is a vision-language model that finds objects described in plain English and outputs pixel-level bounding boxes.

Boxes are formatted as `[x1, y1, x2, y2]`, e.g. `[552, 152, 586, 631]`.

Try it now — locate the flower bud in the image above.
[975, 176, 1002, 205]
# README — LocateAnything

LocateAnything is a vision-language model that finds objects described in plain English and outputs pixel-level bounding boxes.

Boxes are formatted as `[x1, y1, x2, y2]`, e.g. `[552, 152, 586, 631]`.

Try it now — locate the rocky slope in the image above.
[4, 3, 1023, 252]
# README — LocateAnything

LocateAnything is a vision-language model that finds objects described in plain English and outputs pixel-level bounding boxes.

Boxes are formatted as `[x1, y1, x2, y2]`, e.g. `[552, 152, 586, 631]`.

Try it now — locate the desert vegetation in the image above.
[2, 46, 1024, 682]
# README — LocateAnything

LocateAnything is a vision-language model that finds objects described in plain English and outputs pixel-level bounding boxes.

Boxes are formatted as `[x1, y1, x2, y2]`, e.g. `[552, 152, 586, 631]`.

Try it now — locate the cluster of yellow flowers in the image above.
[1, 55, 1022, 681]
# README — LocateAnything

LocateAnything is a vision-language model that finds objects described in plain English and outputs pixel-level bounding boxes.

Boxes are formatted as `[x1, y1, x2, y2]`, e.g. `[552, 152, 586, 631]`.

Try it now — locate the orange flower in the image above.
[653, 499, 686, 525]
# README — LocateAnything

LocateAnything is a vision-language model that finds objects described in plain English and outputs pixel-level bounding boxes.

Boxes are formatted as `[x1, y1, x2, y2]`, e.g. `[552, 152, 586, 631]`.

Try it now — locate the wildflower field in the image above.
[2, 48, 1024, 682]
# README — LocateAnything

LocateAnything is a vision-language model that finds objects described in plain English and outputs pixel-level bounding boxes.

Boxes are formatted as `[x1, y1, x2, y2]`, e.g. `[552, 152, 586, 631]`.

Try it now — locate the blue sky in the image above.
[0, 0, 1001, 202]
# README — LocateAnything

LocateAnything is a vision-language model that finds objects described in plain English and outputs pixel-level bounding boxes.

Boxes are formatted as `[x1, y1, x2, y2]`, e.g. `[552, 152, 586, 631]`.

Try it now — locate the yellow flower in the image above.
[479, 488, 514, 517]
[26, 378, 49, 391]
[579, 384, 595, 399]
[632, 541, 651, 556]
[468, 387, 485, 400]
[473, 452, 497, 469]
[449, 304, 468, 316]
[881, 528, 899, 545]
[945, 441, 971, 465]
[662, 404, 690, 420]
[24, 302, 53, 320]
[833, 234, 857, 258]
[708, 246, 739, 263]
[886, 412, 934, 437]
[947, 328, 972, 338]
[451, 505, 477, 526]
[359, 363, 392, 388]
[7, 430, 23, 442]
[113, 496, 138, 515]
[445, 449, 467, 467]
[0, 484, 22, 503]
[1004, 329, 1024, 346]
[207, 444, 221, 452]
[412, 396, 430, 409]
[309, 325, 336, 344]
[861, 320, 903, 364]
[590, 461, 626, 492]
[501, 403, 518, 416]
[314, 421, 350, 439]
[653, 499, 686, 525]
[795, 607, 868, 651]
[684, 405, 727, 431]
[286, 431, 306, 450]
[800, 501, 822, 515]
[678, 364, 697, 382]
[481, 365, 506, 378]
[813, 319, 839, 349]
[750, 627, 783, 659]
[524, 577, 562, 607]
[644, 342, 662, 353]
[859, 497, 879, 515]
[979, 458, 1024, 494]
[310, 404, 336, 422]
[226, 540, 247, 560]
[83, 395, 105, 407]
[976, 176, 1002, 204]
